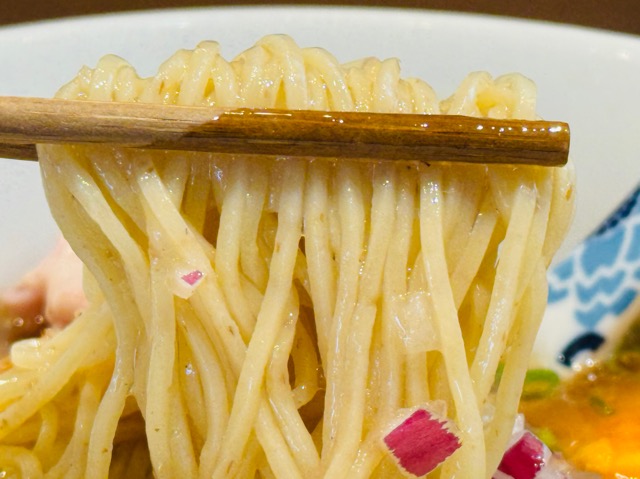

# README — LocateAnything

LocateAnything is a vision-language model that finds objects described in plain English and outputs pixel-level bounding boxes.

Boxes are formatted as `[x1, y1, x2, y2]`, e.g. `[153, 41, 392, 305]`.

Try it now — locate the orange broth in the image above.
[519, 362, 640, 478]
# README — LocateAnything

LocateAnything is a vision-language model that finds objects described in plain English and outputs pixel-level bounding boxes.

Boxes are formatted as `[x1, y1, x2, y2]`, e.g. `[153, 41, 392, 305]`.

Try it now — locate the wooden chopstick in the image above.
[0, 96, 569, 166]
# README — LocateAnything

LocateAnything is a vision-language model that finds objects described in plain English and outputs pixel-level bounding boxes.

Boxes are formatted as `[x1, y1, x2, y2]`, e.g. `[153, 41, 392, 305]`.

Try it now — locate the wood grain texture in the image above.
[0, 97, 570, 166]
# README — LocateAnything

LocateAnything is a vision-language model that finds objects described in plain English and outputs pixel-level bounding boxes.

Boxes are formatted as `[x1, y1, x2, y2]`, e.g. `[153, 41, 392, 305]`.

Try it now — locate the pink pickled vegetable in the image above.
[497, 431, 545, 479]
[383, 407, 461, 477]
[181, 270, 203, 286]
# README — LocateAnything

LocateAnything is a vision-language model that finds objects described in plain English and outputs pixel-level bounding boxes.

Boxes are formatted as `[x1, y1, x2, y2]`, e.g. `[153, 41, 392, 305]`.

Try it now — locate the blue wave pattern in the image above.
[547, 184, 640, 367]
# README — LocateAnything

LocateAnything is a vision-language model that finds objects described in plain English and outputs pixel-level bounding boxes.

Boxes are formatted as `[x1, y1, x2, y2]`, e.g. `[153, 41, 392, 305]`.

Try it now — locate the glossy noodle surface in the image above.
[0, 35, 574, 478]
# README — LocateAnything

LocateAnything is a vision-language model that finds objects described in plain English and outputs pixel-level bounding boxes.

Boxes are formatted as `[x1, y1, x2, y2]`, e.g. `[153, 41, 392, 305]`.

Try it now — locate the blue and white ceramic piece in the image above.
[535, 184, 640, 373]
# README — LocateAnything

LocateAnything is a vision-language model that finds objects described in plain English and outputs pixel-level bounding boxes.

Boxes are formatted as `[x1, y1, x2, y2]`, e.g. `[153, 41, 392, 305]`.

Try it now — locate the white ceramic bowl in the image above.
[1, 6, 640, 369]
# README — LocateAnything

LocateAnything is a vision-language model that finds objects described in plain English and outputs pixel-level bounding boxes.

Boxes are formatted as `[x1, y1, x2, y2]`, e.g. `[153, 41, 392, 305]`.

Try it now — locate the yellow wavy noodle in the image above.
[0, 35, 574, 478]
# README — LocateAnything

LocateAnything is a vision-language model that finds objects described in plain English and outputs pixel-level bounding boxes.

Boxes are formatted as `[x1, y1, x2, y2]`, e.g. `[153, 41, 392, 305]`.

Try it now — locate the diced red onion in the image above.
[181, 270, 204, 286]
[497, 431, 545, 479]
[383, 407, 461, 477]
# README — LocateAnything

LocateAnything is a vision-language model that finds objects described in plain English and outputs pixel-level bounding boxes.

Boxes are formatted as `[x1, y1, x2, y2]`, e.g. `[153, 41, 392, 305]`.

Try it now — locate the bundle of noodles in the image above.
[0, 35, 574, 478]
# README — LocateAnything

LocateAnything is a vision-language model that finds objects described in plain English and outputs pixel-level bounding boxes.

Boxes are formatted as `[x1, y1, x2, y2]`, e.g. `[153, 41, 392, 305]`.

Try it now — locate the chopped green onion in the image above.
[533, 427, 559, 451]
[521, 369, 560, 400]
[494, 362, 505, 389]
[588, 395, 615, 416]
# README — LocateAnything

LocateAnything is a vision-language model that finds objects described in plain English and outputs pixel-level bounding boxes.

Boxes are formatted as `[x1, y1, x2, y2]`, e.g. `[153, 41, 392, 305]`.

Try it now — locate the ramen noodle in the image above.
[0, 35, 574, 478]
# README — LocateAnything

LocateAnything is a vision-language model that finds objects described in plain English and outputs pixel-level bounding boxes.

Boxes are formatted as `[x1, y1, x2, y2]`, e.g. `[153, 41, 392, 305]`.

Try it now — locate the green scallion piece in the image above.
[521, 369, 560, 400]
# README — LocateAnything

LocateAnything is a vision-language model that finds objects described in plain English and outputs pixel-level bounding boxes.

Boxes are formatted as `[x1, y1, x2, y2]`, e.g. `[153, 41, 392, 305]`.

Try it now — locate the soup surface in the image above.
[520, 327, 640, 478]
